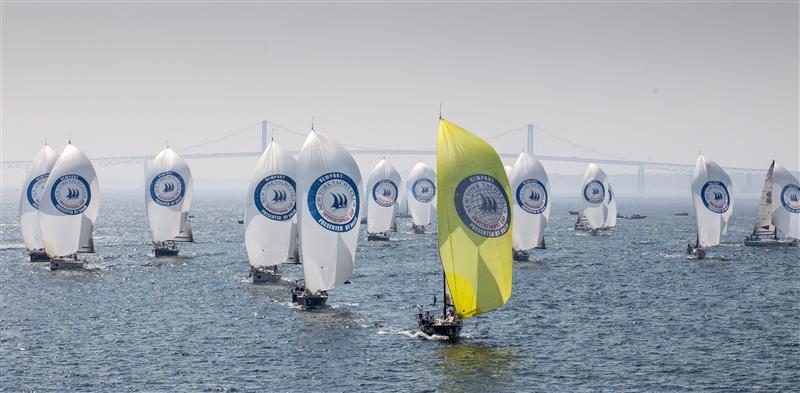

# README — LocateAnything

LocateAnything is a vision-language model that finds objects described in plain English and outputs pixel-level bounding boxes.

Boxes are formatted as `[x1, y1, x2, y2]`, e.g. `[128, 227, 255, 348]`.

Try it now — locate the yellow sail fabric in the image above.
[437, 118, 513, 318]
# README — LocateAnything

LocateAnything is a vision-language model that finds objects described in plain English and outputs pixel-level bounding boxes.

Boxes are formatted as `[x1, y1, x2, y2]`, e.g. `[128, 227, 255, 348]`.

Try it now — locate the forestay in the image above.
[366, 159, 401, 234]
[19, 145, 59, 252]
[509, 152, 551, 251]
[691, 155, 733, 247]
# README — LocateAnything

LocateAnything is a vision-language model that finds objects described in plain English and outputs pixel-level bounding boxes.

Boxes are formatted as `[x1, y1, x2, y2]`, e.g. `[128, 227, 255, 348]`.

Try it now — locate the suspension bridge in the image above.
[1, 119, 770, 193]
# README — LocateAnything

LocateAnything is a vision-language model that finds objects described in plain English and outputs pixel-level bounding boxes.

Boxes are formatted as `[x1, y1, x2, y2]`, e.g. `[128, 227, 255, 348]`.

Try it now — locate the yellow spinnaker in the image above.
[437, 118, 513, 318]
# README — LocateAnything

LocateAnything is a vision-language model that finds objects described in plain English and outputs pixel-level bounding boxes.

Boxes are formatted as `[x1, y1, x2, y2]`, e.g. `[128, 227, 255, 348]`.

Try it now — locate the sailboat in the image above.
[509, 152, 551, 260]
[744, 161, 798, 246]
[366, 159, 401, 241]
[575, 163, 609, 235]
[417, 118, 513, 340]
[603, 184, 618, 229]
[19, 144, 59, 262]
[38, 143, 100, 270]
[145, 148, 193, 256]
[245, 141, 298, 282]
[688, 154, 733, 259]
[406, 162, 436, 234]
[293, 129, 362, 308]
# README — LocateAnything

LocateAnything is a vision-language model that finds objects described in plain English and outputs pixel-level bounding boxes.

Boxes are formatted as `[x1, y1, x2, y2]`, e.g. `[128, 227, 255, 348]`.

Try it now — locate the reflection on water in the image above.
[433, 343, 519, 392]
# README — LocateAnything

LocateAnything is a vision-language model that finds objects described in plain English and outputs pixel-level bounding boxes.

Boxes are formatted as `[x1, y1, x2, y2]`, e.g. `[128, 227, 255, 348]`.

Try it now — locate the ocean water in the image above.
[1, 192, 798, 392]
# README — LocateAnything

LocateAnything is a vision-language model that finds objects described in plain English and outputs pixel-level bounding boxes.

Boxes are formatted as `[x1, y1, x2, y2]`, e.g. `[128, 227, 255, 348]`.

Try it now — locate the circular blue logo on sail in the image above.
[254, 174, 296, 221]
[412, 178, 436, 203]
[308, 172, 360, 232]
[50, 174, 91, 215]
[700, 181, 730, 214]
[516, 178, 547, 215]
[372, 179, 398, 208]
[454, 174, 510, 238]
[780, 184, 800, 213]
[26, 173, 49, 209]
[583, 180, 605, 204]
[150, 171, 186, 207]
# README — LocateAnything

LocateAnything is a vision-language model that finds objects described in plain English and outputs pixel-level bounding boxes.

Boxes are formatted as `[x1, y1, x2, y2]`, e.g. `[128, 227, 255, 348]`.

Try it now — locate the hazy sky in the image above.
[1, 2, 798, 191]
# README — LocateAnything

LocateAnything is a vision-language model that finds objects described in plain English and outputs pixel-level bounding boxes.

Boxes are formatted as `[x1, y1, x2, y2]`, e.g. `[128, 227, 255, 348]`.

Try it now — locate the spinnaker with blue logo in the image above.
[294, 130, 363, 308]
[145, 148, 193, 256]
[689, 154, 733, 258]
[245, 141, 298, 281]
[366, 158, 401, 241]
[509, 152, 551, 259]
[576, 163, 609, 233]
[604, 183, 618, 229]
[417, 118, 513, 340]
[744, 161, 799, 246]
[406, 161, 437, 233]
[18, 144, 59, 261]
[37, 143, 100, 270]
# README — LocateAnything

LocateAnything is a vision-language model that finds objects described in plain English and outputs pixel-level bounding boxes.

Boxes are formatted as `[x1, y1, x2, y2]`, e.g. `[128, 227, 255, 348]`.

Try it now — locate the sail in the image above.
[752, 161, 776, 236]
[509, 152, 550, 250]
[366, 159, 402, 234]
[579, 163, 609, 230]
[406, 162, 437, 226]
[772, 162, 800, 239]
[298, 131, 362, 292]
[437, 118, 512, 319]
[604, 184, 618, 228]
[504, 165, 512, 178]
[145, 148, 193, 242]
[19, 145, 59, 252]
[174, 214, 194, 242]
[245, 141, 298, 267]
[691, 155, 733, 247]
[38, 144, 100, 257]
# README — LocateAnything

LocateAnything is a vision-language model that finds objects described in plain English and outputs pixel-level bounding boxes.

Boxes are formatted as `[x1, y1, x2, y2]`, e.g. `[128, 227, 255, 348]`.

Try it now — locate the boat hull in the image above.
[418, 318, 462, 340]
[29, 250, 50, 262]
[512, 249, 530, 261]
[367, 233, 390, 241]
[412, 225, 425, 234]
[744, 238, 798, 247]
[687, 247, 706, 259]
[49, 258, 84, 271]
[292, 289, 328, 309]
[251, 267, 282, 283]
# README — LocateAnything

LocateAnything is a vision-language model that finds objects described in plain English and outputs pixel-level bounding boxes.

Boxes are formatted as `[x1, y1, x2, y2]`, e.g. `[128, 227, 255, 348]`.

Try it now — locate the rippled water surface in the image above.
[1, 192, 798, 392]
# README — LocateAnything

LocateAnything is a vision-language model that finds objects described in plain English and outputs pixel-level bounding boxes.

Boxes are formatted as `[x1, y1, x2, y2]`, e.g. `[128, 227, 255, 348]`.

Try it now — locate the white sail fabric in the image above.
[38, 144, 100, 257]
[604, 184, 618, 228]
[509, 152, 551, 250]
[298, 131, 362, 292]
[504, 165, 513, 178]
[245, 142, 298, 268]
[19, 145, 59, 251]
[579, 163, 609, 230]
[145, 148, 193, 242]
[366, 159, 402, 234]
[406, 162, 437, 227]
[772, 162, 800, 239]
[691, 155, 733, 247]
[752, 161, 776, 236]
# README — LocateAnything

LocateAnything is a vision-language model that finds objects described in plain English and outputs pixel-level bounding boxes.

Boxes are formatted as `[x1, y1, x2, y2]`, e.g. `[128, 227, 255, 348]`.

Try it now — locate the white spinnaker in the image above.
[19, 145, 59, 251]
[579, 163, 609, 230]
[366, 159, 402, 234]
[604, 184, 618, 228]
[38, 144, 100, 257]
[509, 152, 551, 250]
[145, 148, 193, 242]
[245, 142, 298, 268]
[504, 165, 513, 178]
[691, 155, 733, 247]
[406, 162, 437, 227]
[298, 131, 362, 292]
[772, 162, 800, 239]
[753, 161, 776, 235]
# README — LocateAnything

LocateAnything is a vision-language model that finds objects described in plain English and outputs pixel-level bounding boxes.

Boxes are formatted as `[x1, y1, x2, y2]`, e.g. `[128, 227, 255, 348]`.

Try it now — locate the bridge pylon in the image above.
[637, 164, 645, 194]
[526, 124, 534, 155]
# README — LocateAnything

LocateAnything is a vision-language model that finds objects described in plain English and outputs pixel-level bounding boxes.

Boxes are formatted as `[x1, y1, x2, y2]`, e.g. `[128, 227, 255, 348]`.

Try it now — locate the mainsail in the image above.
[406, 162, 437, 227]
[752, 161, 776, 237]
[772, 162, 800, 239]
[38, 144, 100, 258]
[245, 141, 298, 268]
[604, 184, 618, 228]
[437, 118, 512, 318]
[298, 131, 362, 292]
[366, 159, 402, 234]
[691, 155, 733, 247]
[145, 148, 193, 242]
[509, 152, 550, 251]
[19, 145, 59, 252]
[580, 163, 609, 230]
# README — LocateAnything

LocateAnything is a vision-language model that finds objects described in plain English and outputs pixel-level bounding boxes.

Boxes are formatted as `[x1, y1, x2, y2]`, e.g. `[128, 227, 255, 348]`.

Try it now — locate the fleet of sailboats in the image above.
[366, 159, 401, 241]
[145, 148, 194, 257]
[509, 152, 551, 260]
[688, 154, 733, 259]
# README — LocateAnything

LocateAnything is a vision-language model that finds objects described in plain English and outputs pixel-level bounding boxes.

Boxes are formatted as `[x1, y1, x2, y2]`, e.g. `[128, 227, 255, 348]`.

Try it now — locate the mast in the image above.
[442, 270, 447, 316]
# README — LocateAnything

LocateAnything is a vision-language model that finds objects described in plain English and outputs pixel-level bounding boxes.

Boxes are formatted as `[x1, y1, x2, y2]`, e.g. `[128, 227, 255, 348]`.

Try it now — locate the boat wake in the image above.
[376, 328, 450, 341]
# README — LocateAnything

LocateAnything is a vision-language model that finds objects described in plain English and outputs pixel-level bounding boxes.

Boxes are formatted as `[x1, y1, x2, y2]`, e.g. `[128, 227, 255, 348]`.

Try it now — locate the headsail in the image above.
[772, 162, 800, 239]
[19, 145, 59, 252]
[38, 144, 100, 258]
[580, 163, 609, 230]
[366, 159, 402, 234]
[145, 148, 193, 242]
[406, 162, 437, 227]
[437, 119, 512, 319]
[298, 131, 362, 292]
[245, 141, 298, 268]
[752, 161, 776, 236]
[691, 155, 733, 247]
[509, 152, 550, 251]
[604, 184, 618, 228]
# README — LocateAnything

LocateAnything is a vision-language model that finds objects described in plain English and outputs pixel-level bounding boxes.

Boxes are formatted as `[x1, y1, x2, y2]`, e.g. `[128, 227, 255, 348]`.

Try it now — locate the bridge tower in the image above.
[261, 120, 268, 152]
[526, 124, 534, 155]
[637, 164, 645, 194]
